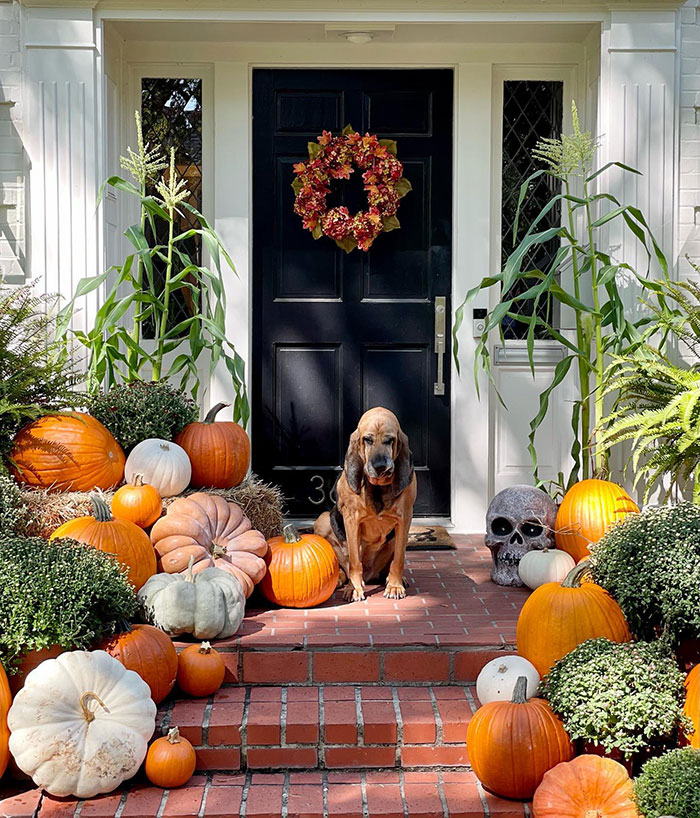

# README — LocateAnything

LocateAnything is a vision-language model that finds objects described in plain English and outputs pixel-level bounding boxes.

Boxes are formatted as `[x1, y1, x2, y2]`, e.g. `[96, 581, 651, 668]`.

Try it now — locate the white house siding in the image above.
[680, 0, 700, 289]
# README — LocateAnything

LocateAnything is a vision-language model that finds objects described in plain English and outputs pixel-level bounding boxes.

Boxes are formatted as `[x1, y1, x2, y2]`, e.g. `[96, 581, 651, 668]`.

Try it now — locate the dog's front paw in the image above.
[343, 583, 365, 602]
[384, 581, 406, 600]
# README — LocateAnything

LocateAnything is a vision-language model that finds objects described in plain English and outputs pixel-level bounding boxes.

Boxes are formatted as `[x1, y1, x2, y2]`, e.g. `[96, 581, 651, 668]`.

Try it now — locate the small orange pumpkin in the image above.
[10, 412, 125, 492]
[555, 478, 639, 562]
[685, 664, 699, 749]
[532, 755, 637, 818]
[177, 642, 225, 697]
[260, 525, 339, 608]
[50, 494, 157, 591]
[145, 727, 196, 789]
[516, 561, 631, 677]
[175, 402, 250, 489]
[467, 675, 573, 799]
[0, 663, 11, 779]
[97, 623, 178, 704]
[111, 474, 162, 529]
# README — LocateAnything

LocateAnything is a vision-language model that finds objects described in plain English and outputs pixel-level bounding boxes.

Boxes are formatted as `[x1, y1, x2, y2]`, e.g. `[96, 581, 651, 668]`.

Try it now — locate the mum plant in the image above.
[634, 748, 700, 818]
[58, 112, 249, 425]
[453, 101, 667, 489]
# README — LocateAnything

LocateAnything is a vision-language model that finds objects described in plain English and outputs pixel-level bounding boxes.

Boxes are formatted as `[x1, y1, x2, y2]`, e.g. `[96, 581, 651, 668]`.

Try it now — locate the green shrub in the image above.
[634, 747, 700, 818]
[0, 535, 137, 671]
[589, 503, 700, 645]
[0, 472, 27, 535]
[542, 638, 687, 758]
[88, 380, 197, 451]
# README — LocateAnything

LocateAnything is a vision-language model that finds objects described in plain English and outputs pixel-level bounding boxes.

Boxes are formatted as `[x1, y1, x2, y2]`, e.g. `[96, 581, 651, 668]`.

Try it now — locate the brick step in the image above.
[3, 771, 530, 817]
[158, 684, 479, 772]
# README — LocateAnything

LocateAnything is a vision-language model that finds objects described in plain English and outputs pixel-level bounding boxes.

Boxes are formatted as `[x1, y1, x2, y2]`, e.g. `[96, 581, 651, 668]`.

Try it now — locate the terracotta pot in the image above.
[9, 645, 64, 694]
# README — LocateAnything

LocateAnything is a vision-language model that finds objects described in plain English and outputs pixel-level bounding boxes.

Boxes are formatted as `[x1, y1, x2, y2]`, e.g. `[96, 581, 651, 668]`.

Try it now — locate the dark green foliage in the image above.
[542, 638, 687, 757]
[0, 535, 137, 671]
[589, 503, 700, 645]
[0, 284, 78, 464]
[634, 748, 700, 818]
[88, 380, 197, 451]
[0, 472, 27, 535]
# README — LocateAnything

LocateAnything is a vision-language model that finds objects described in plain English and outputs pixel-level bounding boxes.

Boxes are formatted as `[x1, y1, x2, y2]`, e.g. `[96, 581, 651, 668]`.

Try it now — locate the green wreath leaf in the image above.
[307, 142, 322, 159]
[336, 235, 358, 253]
[291, 177, 303, 194]
[311, 223, 323, 240]
[395, 177, 412, 198]
[342, 124, 356, 137]
[382, 214, 401, 232]
[379, 139, 398, 156]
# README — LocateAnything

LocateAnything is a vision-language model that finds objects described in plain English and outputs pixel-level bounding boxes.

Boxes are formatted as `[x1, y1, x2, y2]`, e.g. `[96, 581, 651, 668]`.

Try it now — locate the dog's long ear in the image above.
[394, 430, 414, 494]
[344, 431, 364, 494]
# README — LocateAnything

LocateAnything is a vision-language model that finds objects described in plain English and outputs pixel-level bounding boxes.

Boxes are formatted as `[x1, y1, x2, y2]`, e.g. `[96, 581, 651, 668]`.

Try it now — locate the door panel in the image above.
[252, 69, 453, 517]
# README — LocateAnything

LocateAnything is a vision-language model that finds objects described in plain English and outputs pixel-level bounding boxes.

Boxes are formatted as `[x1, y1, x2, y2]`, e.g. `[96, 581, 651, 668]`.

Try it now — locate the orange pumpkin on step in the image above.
[555, 478, 639, 562]
[177, 642, 225, 697]
[111, 473, 162, 529]
[10, 412, 125, 492]
[145, 727, 196, 789]
[532, 755, 637, 818]
[516, 561, 630, 677]
[50, 494, 157, 590]
[175, 402, 250, 489]
[260, 525, 339, 608]
[0, 663, 11, 779]
[467, 675, 573, 799]
[685, 664, 699, 749]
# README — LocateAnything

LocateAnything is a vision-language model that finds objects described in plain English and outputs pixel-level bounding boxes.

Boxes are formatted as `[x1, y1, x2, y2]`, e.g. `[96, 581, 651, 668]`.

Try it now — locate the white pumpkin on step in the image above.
[8, 650, 156, 798]
[518, 546, 576, 590]
[476, 655, 540, 704]
[125, 438, 191, 497]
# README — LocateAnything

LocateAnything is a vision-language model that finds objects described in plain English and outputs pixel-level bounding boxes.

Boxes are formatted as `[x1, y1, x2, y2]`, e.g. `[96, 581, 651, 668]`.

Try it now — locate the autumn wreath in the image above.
[291, 124, 412, 253]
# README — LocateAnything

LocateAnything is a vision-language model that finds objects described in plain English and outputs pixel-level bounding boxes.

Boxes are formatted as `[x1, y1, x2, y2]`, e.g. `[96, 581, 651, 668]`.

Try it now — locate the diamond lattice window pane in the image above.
[501, 80, 563, 340]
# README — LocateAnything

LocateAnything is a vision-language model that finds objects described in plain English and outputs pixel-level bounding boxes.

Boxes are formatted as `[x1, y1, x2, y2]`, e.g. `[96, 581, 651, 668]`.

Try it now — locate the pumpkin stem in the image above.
[283, 524, 302, 544]
[211, 543, 227, 559]
[167, 726, 182, 744]
[204, 402, 231, 424]
[185, 555, 196, 582]
[90, 493, 113, 523]
[584, 812, 603, 818]
[80, 691, 107, 723]
[511, 676, 529, 704]
[561, 559, 592, 588]
[199, 642, 212, 654]
[131, 473, 145, 487]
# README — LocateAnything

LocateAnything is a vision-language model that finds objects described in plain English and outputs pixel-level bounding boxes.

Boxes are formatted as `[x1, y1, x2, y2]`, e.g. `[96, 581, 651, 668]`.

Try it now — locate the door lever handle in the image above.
[434, 296, 446, 396]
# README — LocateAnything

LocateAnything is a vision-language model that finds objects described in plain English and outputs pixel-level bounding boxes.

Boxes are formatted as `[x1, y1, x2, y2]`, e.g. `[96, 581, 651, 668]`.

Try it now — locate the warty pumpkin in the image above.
[555, 478, 639, 562]
[124, 438, 191, 498]
[0, 663, 10, 779]
[175, 402, 250, 489]
[685, 664, 699, 749]
[145, 727, 196, 789]
[177, 641, 226, 697]
[466, 675, 573, 799]
[111, 474, 162, 529]
[532, 755, 637, 818]
[151, 492, 268, 598]
[260, 525, 339, 608]
[516, 561, 631, 677]
[50, 494, 157, 591]
[97, 623, 178, 704]
[9, 412, 125, 492]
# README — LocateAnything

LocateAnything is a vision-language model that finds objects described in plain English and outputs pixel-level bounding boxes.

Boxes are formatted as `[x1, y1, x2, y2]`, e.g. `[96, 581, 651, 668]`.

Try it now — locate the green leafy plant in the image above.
[634, 747, 700, 818]
[88, 380, 197, 451]
[542, 638, 687, 758]
[0, 472, 27, 535]
[453, 101, 667, 489]
[58, 111, 249, 425]
[0, 535, 137, 671]
[0, 283, 78, 466]
[589, 502, 700, 645]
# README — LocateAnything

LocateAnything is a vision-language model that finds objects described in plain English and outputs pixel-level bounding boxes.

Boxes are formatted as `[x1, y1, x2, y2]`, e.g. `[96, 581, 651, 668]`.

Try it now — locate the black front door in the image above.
[252, 68, 453, 518]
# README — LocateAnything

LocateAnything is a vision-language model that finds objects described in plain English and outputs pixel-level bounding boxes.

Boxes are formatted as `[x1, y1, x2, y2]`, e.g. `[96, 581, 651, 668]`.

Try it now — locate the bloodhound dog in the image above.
[315, 407, 416, 602]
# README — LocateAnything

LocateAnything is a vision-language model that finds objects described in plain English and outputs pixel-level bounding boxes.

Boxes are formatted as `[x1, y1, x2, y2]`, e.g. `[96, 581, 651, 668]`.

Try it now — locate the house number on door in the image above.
[308, 474, 337, 506]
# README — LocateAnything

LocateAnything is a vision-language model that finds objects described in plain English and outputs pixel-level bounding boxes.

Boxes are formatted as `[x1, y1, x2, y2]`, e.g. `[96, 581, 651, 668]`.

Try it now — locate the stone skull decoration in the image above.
[485, 485, 557, 586]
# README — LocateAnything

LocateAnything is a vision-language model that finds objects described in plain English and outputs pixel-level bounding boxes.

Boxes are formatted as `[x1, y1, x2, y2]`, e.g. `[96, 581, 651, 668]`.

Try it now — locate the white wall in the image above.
[679, 0, 700, 287]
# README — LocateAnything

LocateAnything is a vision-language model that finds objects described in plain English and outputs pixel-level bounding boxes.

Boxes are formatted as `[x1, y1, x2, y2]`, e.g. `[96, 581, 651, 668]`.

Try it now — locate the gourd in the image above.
[555, 478, 639, 562]
[518, 547, 575, 590]
[685, 664, 699, 749]
[50, 494, 157, 591]
[532, 755, 637, 818]
[516, 561, 631, 677]
[9, 412, 125, 492]
[466, 676, 573, 799]
[125, 438, 191, 498]
[0, 664, 10, 779]
[476, 655, 540, 704]
[138, 562, 245, 640]
[177, 642, 226, 697]
[150, 492, 268, 598]
[8, 650, 156, 798]
[260, 525, 339, 608]
[175, 402, 250, 489]
[145, 727, 196, 789]
[111, 474, 162, 529]
[97, 623, 178, 705]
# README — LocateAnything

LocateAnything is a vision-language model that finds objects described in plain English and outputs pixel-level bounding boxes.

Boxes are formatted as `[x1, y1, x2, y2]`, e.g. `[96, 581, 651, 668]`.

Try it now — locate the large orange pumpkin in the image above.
[532, 755, 637, 818]
[50, 494, 157, 590]
[467, 675, 573, 799]
[555, 478, 639, 562]
[175, 402, 250, 489]
[260, 525, 339, 608]
[0, 663, 11, 779]
[516, 561, 631, 677]
[9, 413, 125, 492]
[111, 474, 162, 529]
[685, 664, 699, 749]
[97, 623, 178, 704]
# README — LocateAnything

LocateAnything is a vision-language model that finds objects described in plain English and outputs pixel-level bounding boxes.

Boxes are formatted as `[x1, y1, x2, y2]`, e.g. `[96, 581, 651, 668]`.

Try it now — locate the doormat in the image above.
[407, 525, 456, 550]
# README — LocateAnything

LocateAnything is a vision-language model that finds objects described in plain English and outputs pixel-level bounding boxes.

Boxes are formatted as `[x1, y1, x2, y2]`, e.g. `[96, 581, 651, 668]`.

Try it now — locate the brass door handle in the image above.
[434, 296, 446, 396]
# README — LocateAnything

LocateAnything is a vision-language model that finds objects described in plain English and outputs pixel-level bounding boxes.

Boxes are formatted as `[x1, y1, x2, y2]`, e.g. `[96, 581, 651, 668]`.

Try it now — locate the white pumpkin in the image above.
[8, 650, 156, 798]
[518, 547, 576, 590]
[139, 564, 245, 640]
[125, 438, 191, 497]
[476, 655, 540, 704]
